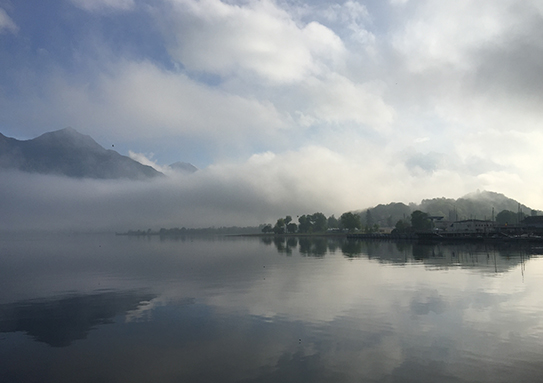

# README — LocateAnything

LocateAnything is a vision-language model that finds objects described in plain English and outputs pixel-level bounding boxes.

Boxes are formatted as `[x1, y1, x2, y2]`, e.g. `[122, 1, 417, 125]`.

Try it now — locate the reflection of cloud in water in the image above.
[125, 296, 195, 323]
[0, 290, 155, 347]
[410, 289, 447, 316]
[1, 236, 543, 382]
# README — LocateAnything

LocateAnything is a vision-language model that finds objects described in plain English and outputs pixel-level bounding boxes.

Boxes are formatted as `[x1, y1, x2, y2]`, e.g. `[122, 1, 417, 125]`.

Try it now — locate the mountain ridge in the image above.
[0, 127, 163, 180]
[169, 161, 198, 173]
[361, 190, 540, 227]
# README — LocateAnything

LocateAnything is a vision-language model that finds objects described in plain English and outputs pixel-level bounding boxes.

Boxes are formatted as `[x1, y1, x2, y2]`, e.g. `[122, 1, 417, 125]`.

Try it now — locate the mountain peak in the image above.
[0, 128, 163, 180]
[33, 127, 102, 150]
[169, 161, 198, 173]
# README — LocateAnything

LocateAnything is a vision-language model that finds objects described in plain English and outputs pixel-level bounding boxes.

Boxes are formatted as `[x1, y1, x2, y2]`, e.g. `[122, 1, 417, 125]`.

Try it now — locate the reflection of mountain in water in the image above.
[350, 240, 536, 274]
[0, 290, 155, 347]
[262, 237, 539, 274]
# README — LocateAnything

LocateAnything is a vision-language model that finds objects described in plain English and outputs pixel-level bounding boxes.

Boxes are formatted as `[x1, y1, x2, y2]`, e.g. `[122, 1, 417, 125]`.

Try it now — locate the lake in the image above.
[1, 233, 543, 382]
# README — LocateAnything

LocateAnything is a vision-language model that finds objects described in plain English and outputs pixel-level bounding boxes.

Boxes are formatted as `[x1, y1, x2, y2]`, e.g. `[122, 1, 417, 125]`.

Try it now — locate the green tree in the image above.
[298, 215, 312, 233]
[496, 209, 526, 224]
[393, 219, 411, 233]
[364, 223, 380, 233]
[340, 212, 361, 232]
[496, 210, 515, 224]
[411, 210, 432, 232]
[386, 215, 393, 228]
[261, 224, 273, 233]
[365, 209, 374, 226]
[273, 218, 285, 234]
[327, 214, 339, 229]
[311, 212, 327, 232]
[286, 222, 298, 233]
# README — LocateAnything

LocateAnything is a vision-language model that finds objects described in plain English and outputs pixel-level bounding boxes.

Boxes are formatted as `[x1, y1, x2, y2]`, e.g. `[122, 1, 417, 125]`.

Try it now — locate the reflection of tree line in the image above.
[261, 236, 341, 257]
[261, 237, 536, 272]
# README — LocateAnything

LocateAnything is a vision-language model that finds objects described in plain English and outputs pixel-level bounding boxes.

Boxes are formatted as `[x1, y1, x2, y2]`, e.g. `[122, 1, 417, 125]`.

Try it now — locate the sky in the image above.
[1, 0, 543, 231]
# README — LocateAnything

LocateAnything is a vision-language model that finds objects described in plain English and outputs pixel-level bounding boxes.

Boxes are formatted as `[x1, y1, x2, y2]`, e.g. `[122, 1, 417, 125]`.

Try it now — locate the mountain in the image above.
[420, 191, 535, 220]
[169, 161, 198, 174]
[0, 128, 163, 180]
[362, 191, 539, 227]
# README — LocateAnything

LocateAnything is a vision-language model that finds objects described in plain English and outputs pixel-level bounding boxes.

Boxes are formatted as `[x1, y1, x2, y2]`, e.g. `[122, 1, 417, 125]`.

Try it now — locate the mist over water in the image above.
[1, 234, 543, 382]
[0, 166, 356, 232]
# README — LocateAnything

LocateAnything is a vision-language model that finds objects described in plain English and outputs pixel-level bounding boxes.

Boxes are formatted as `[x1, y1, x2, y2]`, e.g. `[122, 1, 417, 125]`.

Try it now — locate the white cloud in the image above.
[95, 61, 287, 137]
[128, 151, 170, 173]
[69, 0, 135, 12]
[161, 0, 346, 83]
[0, 60, 289, 147]
[0, 8, 17, 33]
[300, 74, 395, 128]
[391, 1, 510, 72]
[317, 0, 374, 46]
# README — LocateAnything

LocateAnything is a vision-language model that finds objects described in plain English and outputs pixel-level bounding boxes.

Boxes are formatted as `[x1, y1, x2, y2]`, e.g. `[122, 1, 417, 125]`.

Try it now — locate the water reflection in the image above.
[262, 236, 537, 273]
[2, 234, 543, 382]
[0, 290, 154, 347]
[262, 236, 341, 257]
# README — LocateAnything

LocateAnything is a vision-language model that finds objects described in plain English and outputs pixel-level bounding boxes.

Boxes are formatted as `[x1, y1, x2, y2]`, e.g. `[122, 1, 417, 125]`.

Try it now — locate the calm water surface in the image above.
[1, 234, 543, 382]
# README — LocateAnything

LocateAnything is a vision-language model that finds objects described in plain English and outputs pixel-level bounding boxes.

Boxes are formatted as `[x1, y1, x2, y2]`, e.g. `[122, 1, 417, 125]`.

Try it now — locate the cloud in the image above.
[69, 0, 135, 12]
[405, 151, 445, 174]
[391, 1, 510, 72]
[160, 0, 346, 83]
[96, 61, 287, 138]
[0, 8, 17, 33]
[299, 74, 394, 128]
[0, 60, 288, 149]
[387, 0, 543, 124]
[128, 151, 170, 173]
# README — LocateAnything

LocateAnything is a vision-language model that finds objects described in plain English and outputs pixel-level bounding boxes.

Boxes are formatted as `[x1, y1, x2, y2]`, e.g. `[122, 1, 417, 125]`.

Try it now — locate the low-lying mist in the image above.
[1, 151, 360, 232]
[2, 144, 532, 233]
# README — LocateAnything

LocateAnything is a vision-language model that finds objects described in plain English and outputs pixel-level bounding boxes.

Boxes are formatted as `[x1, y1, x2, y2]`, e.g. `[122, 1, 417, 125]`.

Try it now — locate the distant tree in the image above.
[393, 219, 411, 233]
[286, 222, 298, 234]
[366, 202, 411, 229]
[411, 210, 432, 232]
[364, 223, 380, 233]
[285, 215, 292, 225]
[496, 209, 526, 224]
[496, 210, 515, 224]
[311, 212, 327, 232]
[365, 209, 374, 226]
[327, 215, 339, 229]
[340, 212, 361, 232]
[298, 215, 312, 233]
[386, 215, 393, 228]
[261, 224, 273, 233]
[273, 218, 285, 234]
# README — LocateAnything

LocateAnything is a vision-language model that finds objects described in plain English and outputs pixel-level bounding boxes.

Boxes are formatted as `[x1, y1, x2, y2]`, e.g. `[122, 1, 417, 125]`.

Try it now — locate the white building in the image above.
[448, 219, 496, 234]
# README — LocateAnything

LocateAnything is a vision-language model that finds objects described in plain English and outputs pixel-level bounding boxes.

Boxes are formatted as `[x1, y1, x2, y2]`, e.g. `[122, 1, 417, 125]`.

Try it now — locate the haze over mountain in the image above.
[363, 191, 540, 228]
[169, 161, 198, 174]
[0, 128, 163, 180]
